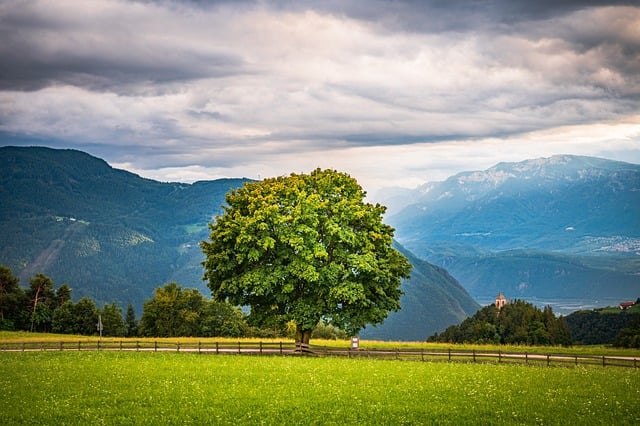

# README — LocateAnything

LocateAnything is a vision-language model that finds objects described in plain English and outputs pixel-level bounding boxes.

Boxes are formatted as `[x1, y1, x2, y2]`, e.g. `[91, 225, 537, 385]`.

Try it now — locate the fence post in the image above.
[279, 341, 282, 355]
[216, 341, 219, 354]
[421, 348, 424, 362]
[238, 341, 241, 354]
[260, 341, 263, 355]
[78, 341, 81, 351]
[120, 341, 123, 351]
[602, 356, 606, 367]
[575, 355, 578, 366]
[473, 350, 476, 363]
[547, 354, 550, 367]
[395, 348, 399, 360]
[136, 341, 140, 352]
[198, 341, 201, 354]
[498, 350, 501, 363]
[154, 341, 157, 352]
[525, 352, 528, 364]
[177, 342, 180, 352]
[448, 348, 451, 362]
[60, 341, 63, 351]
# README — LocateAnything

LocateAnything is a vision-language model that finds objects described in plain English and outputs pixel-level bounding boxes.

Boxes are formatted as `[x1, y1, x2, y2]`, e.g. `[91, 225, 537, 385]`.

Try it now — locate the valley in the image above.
[1, 147, 638, 339]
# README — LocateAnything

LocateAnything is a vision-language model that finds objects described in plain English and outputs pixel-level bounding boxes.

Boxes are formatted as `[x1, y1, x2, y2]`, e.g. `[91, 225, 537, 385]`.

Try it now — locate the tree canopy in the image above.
[429, 300, 571, 346]
[139, 282, 249, 337]
[201, 168, 412, 344]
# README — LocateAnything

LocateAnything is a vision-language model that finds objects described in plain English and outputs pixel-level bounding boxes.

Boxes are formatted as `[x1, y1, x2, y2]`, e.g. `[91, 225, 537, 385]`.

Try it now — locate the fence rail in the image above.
[1, 341, 638, 368]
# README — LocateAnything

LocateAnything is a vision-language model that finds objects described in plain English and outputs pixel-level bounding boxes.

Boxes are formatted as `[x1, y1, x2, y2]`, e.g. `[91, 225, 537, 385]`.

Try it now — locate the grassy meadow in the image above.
[1, 350, 639, 425]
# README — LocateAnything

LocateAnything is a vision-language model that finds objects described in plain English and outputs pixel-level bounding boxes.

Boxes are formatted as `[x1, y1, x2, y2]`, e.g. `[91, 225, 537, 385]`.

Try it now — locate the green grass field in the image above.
[1, 351, 639, 425]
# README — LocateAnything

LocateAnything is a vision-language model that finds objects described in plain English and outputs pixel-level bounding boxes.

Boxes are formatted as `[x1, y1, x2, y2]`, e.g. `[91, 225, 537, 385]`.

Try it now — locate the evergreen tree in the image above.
[0, 266, 27, 330]
[74, 297, 98, 335]
[100, 302, 126, 337]
[125, 303, 138, 337]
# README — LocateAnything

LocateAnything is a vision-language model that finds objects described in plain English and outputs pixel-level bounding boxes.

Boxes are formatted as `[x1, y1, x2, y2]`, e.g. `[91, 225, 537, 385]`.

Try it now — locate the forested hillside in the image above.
[0, 146, 479, 339]
[429, 299, 572, 346]
[0, 146, 247, 311]
[362, 244, 479, 341]
[564, 302, 640, 346]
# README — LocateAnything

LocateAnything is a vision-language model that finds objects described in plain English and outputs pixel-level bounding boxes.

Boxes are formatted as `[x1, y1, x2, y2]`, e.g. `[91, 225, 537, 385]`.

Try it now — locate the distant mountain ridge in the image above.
[388, 155, 640, 302]
[0, 146, 478, 339]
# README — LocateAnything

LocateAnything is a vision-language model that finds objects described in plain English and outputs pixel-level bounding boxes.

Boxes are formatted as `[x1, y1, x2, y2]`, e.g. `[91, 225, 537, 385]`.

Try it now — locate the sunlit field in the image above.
[1, 350, 639, 425]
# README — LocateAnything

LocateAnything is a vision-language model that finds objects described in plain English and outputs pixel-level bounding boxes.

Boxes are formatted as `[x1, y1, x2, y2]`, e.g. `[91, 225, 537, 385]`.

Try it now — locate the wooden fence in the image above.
[1, 340, 638, 368]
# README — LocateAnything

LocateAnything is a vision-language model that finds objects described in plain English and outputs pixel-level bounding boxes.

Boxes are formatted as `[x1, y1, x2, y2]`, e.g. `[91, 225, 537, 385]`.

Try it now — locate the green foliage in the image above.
[0, 266, 27, 330]
[361, 244, 480, 341]
[614, 316, 640, 348]
[311, 321, 349, 340]
[566, 307, 640, 345]
[202, 169, 411, 342]
[51, 297, 99, 335]
[100, 302, 126, 337]
[140, 282, 250, 338]
[429, 300, 571, 346]
[26, 273, 56, 332]
[125, 303, 138, 337]
[1, 352, 639, 425]
[0, 146, 247, 312]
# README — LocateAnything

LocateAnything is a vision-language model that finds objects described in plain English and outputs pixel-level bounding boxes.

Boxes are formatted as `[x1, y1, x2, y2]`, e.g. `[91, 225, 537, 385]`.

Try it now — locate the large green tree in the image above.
[0, 266, 27, 330]
[201, 169, 412, 344]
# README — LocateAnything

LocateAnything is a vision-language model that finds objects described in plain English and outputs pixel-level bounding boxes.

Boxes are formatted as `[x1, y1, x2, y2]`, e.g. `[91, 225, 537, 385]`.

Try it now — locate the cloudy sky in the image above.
[1, 0, 639, 197]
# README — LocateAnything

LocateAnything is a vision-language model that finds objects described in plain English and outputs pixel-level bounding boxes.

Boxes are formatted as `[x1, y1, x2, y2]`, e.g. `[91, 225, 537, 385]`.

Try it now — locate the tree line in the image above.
[428, 300, 572, 346]
[564, 303, 640, 348]
[0, 266, 348, 339]
[428, 298, 640, 348]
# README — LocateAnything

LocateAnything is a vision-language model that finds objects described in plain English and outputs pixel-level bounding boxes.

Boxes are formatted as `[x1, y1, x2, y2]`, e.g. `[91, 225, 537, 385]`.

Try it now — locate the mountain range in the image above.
[387, 155, 640, 305]
[0, 146, 479, 340]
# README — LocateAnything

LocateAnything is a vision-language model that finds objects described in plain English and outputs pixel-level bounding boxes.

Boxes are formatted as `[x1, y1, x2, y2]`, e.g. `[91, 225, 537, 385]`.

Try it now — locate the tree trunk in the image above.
[30, 285, 41, 332]
[295, 325, 312, 352]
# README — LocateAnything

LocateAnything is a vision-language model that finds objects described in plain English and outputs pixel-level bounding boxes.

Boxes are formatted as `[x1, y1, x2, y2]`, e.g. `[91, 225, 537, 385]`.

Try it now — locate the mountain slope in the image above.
[0, 146, 248, 310]
[361, 243, 480, 341]
[0, 146, 478, 339]
[389, 155, 640, 302]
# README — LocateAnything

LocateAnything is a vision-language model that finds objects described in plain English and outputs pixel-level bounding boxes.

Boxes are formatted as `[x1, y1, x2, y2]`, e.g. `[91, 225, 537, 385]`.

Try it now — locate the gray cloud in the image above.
[0, 0, 638, 191]
[0, 0, 248, 91]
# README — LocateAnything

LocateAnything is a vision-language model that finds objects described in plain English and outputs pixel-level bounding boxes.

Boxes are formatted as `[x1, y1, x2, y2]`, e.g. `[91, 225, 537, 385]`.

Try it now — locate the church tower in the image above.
[495, 292, 507, 310]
